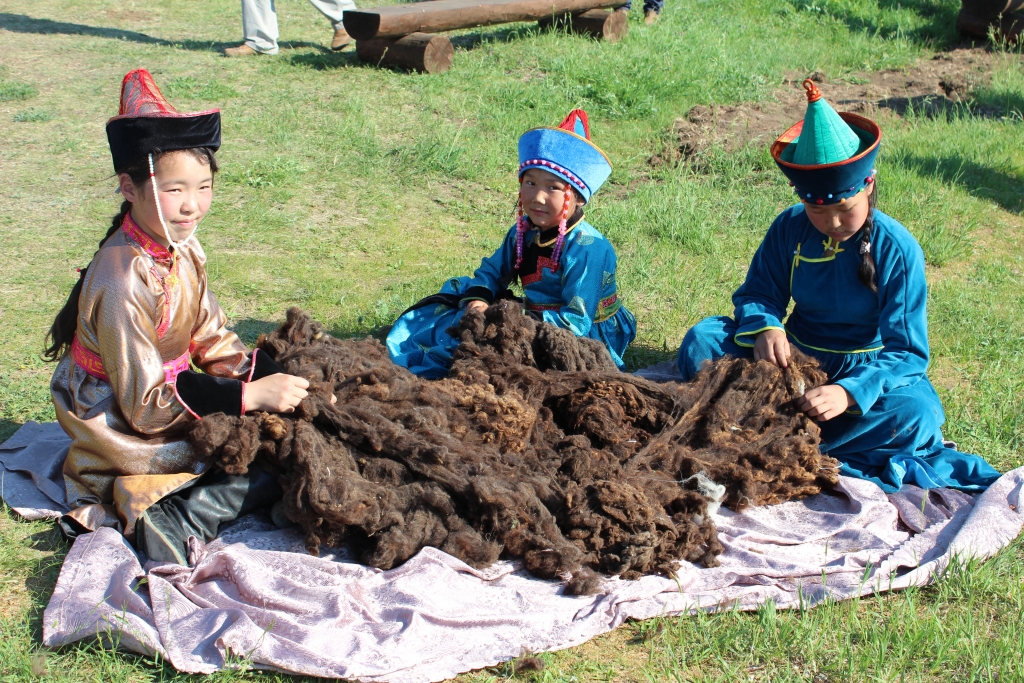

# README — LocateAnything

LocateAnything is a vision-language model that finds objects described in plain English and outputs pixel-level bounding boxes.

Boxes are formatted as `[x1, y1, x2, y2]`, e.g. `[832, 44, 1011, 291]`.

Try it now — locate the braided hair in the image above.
[856, 182, 879, 293]
[43, 148, 218, 361]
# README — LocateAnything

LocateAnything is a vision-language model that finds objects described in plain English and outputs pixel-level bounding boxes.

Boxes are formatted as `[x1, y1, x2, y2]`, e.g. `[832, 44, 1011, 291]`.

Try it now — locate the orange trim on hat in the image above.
[771, 112, 882, 170]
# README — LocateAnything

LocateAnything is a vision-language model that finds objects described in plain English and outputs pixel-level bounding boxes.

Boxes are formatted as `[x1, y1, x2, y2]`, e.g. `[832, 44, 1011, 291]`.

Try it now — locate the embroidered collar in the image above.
[535, 208, 585, 247]
[122, 212, 173, 264]
[821, 237, 845, 257]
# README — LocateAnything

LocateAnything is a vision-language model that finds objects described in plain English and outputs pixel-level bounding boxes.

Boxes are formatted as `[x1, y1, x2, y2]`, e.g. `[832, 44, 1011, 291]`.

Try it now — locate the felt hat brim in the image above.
[771, 112, 882, 205]
[106, 109, 221, 172]
[518, 127, 613, 203]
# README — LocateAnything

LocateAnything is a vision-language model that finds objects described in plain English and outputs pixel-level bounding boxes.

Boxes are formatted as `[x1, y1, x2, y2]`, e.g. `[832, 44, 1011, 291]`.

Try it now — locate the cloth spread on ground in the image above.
[2, 421, 1022, 682]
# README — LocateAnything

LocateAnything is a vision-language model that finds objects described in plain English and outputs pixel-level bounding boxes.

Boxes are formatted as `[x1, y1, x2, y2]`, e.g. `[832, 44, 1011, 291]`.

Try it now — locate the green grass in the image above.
[0, 0, 1022, 679]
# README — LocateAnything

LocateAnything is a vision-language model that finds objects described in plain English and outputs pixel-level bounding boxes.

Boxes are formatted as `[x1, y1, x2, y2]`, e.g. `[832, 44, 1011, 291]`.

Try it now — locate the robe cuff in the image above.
[835, 377, 879, 415]
[249, 348, 284, 381]
[459, 286, 496, 307]
[174, 371, 244, 417]
[734, 319, 785, 348]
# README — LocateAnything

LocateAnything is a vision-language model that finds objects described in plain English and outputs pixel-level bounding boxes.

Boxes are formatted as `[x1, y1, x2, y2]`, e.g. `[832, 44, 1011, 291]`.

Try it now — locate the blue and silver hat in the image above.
[517, 109, 613, 203]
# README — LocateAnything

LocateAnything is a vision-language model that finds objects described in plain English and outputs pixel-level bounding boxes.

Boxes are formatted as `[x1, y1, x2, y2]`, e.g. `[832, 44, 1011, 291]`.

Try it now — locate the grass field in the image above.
[1, 0, 1023, 679]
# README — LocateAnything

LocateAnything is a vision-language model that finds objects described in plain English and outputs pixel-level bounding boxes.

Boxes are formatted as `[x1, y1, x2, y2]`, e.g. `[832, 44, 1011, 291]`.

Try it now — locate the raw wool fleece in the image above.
[190, 303, 839, 593]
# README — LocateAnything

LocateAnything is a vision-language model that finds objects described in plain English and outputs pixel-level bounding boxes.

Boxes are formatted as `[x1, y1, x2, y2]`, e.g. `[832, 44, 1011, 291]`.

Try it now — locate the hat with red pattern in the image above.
[105, 69, 221, 172]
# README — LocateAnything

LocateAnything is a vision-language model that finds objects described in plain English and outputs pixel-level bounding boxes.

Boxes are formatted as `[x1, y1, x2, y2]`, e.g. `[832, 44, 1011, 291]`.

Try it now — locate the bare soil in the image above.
[651, 47, 1016, 168]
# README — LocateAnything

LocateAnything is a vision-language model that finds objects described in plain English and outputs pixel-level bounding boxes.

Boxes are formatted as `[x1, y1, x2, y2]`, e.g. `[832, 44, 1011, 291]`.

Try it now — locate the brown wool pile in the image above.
[189, 303, 840, 594]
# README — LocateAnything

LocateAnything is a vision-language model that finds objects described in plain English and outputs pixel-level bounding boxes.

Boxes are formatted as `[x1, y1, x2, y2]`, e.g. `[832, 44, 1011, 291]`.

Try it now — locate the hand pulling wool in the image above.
[189, 303, 839, 593]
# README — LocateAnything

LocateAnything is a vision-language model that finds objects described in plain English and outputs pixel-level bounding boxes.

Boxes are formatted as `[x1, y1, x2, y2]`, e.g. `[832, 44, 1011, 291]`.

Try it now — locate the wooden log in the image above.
[343, 0, 626, 40]
[537, 8, 627, 41]
[355, 32, 455, 73]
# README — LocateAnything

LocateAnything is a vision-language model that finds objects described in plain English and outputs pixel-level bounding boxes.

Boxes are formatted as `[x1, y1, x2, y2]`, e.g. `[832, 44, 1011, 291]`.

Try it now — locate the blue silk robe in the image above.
[388, 214, 637, 377]
[677, 205, 999, 493]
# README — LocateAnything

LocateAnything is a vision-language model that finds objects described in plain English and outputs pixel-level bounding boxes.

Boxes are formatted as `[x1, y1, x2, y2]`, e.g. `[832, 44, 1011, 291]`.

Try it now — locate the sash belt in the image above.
[71, 335, 190, 384]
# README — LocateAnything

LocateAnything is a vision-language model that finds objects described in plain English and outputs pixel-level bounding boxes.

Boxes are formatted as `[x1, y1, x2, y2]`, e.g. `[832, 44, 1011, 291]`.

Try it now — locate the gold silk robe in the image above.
[51, 214, 252, 536]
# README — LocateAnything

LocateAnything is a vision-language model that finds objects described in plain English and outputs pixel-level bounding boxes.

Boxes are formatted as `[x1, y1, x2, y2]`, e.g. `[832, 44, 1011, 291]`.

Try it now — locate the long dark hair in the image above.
[43, 147, 219, 361]
[856, 182, 879, 293]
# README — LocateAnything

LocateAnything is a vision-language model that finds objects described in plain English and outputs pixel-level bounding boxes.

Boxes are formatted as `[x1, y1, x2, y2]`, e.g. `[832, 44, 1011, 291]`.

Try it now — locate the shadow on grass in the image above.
[448, 24, 536, 51]
[972, 85, 1024, 120]
[288, 48, 361, 71]
[895, 153, 1024, 213]
[0, 419, 24, 444]
[788, 0, 960, 47]
[294, 24, 536, 72]
[623, 341, 676, 373]
[230, 318, 283, 347]
[0, 13, 327, 53]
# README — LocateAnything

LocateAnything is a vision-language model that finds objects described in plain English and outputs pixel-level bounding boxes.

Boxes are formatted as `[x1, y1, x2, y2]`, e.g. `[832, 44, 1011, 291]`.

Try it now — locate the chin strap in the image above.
[148, 153, 200, 258]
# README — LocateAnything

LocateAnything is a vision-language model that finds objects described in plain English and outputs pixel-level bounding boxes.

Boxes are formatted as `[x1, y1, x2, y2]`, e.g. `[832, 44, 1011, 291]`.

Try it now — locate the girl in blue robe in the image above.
[677, 81, 999, 494]
[388, 110, 637, 377]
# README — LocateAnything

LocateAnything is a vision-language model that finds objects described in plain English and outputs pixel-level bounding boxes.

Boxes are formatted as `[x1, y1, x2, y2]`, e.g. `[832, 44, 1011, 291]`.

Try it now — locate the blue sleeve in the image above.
[461, 225, 518, 304]
[835, 231, 930, 413]
[732, 213, 793, 347]
[539, 237, 615, 336]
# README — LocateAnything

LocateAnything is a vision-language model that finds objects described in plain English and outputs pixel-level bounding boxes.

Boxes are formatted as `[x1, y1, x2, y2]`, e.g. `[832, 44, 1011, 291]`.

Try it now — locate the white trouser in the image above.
[242, 0, 357, 54]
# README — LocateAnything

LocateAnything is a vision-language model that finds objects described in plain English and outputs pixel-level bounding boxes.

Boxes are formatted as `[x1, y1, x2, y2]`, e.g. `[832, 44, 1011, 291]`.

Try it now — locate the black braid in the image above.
[43, 147, 219, 361]
[856, 183, 879, 294]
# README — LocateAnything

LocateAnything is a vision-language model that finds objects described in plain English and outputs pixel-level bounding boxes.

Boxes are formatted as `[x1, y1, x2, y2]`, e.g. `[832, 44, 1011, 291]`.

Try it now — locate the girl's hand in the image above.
[754, 329, 791, 368]
[465, 300, 488, 314]
[245, 374, 310, 413]
[797, 384, 855, 422]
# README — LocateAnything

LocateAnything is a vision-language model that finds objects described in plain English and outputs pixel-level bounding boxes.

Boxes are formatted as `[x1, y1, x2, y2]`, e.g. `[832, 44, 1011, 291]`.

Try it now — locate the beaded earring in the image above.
[514, 181, 527, 270]
[550, 187, 573, 265]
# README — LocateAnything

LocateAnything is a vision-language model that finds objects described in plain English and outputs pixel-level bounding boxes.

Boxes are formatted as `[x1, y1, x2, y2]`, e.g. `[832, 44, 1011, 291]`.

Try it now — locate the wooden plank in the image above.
[343, 0, 626, 40]
[356, 33, 455, 73]
[537, 8, 627, 42]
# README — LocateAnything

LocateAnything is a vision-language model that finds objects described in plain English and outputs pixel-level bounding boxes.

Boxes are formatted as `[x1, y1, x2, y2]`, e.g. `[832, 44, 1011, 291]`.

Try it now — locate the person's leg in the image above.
[238, 0, 280, 54]
[308, 0, 355, 27]
[618, 0, 632, 11]
[642, 0, 662, 23]
[307, 0, 357, 49]
[819, 378, 1000, 492]
[135, 466, 282, 565]
[676, 316, 752, 381]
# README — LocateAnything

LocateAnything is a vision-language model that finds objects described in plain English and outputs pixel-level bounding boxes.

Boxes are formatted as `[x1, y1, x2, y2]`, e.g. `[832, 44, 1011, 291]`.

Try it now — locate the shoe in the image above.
[133, 467, 282, 565]
[331, 28, 353, 50]
[223, 44, 260, 58]
[644, 9, 660, 24]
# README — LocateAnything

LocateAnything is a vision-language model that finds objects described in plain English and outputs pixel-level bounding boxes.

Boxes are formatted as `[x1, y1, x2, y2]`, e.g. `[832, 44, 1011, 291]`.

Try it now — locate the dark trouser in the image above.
[620, 0, 664, 11]
[135, 465, 282, 565]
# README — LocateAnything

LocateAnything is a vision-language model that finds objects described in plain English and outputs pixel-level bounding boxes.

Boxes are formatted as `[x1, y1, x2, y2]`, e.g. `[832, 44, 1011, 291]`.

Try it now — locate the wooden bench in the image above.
[344, 0, 627, 74]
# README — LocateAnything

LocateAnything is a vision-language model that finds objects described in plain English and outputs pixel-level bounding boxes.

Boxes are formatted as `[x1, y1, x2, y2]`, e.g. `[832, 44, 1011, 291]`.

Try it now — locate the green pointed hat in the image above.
[790, 80, 866, 165]
[771, 80, 882, 205]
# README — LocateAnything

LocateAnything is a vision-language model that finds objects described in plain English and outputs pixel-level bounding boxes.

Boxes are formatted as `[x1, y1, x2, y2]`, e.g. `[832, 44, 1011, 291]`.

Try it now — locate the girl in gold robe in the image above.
[46, 69, 311, 564]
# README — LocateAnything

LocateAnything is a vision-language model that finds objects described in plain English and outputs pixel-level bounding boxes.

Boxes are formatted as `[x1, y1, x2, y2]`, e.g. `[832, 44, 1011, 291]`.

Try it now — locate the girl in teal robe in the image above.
[678, 81, 999, 493]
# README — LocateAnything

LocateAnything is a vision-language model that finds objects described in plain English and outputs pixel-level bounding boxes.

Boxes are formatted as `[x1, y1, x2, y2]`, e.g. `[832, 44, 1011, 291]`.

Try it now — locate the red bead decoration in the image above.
[816, 199, 824, 205]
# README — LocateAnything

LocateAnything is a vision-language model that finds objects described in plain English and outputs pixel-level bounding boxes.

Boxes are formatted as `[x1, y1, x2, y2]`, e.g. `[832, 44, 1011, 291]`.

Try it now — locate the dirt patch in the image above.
[191, 304, 839, 591]
[652, 47, 1012, 169]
